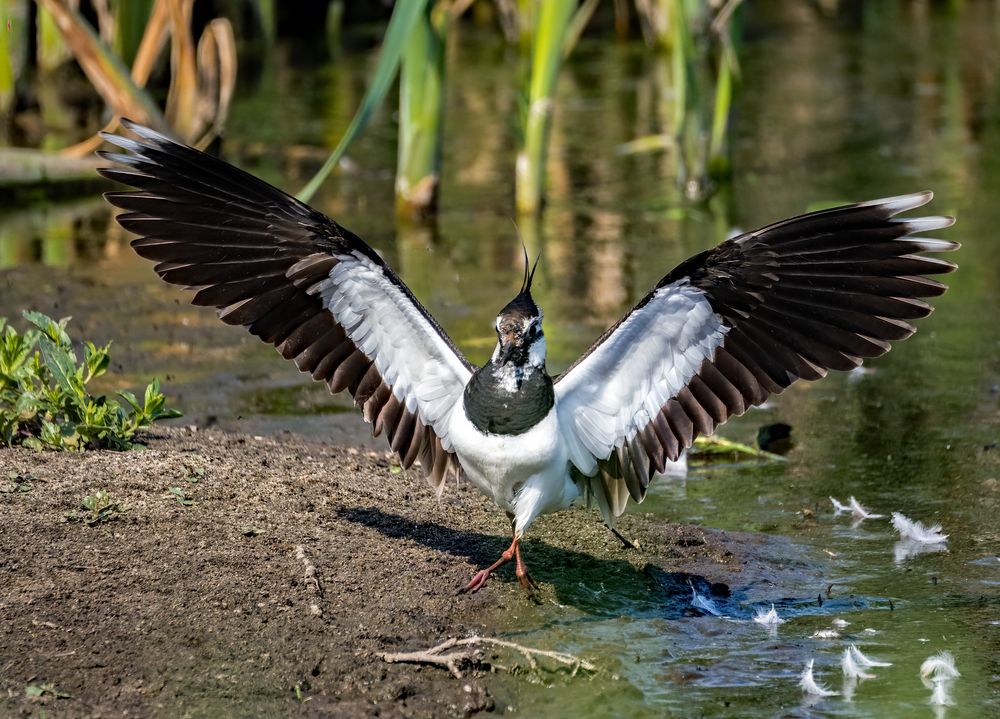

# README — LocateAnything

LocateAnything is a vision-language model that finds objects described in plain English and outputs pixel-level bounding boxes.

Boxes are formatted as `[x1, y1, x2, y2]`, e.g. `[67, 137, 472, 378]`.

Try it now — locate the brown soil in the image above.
[1, 427, 784, 718]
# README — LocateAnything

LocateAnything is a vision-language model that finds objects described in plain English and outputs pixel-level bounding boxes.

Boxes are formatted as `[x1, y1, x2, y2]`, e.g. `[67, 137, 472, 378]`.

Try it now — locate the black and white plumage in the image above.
[99, 120, 958, 591]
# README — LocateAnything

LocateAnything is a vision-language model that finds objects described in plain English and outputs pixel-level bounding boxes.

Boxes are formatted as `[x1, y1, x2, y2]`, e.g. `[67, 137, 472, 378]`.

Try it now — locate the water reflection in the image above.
[894, 540, 949, 566]
[0, 199, 115, 268]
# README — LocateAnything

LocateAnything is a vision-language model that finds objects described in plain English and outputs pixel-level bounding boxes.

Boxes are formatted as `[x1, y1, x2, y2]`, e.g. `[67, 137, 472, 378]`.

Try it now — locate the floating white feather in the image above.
[753, 604, 785, 628]
[841, 675, 858, 702]
[830, 496, 883, 522]
[799, 658, 839, 697]
[920, 651, 960, 681]
[841, 648, 875, 680]
[848, 496, 884, 520]
[891, 512, 948, 543]
[921, 651, 959, 707]
[690, 583, 723, 617]
[848, 644, 892, 668]
[845, 644, 892, 676]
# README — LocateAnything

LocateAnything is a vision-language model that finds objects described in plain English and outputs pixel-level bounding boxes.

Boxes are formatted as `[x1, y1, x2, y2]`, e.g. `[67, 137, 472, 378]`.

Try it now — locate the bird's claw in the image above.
[458, 569, 492, 595]
[458, 537, 537, 596]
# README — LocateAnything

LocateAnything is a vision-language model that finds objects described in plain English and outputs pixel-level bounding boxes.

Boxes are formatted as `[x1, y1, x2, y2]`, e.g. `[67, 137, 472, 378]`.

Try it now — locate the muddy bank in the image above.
[2, 427, 789, 718]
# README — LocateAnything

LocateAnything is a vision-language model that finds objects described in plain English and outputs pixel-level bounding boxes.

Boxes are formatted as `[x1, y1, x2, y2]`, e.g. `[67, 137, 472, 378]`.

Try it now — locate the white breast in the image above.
[447, 402, 577, 535]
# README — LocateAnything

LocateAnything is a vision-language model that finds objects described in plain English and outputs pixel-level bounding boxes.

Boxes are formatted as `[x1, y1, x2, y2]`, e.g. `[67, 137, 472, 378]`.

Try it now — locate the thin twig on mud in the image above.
[294, 545, 323, 616]
[294, 546, 322, 594]
[378, 636, 596, 680]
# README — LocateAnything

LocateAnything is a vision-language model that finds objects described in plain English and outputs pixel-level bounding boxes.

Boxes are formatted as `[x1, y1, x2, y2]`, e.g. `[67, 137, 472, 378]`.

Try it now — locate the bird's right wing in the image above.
[555, 192, 958, 523]
[99, 120, 473, 490]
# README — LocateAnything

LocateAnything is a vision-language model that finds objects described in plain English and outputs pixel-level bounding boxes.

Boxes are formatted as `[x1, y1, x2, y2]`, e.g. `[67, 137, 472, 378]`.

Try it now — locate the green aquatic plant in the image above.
[0, 310, 181, 450]
[396, 1, 449, 216]
[690, 435, 786, 463]
[298, 0, 431, 204]
[0, 0, 15, 115]
[34, 0, 168, 130]
[514, 0, 575, 215]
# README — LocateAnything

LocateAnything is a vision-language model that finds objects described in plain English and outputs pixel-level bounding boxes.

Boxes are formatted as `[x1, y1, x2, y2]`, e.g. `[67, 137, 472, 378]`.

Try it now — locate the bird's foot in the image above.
[458, 538, 518, 594]
[459, 568, 495, 594]
[514, 542, 538, 593]
[457, 537, 540, 597]
[460, 564, 511, 594]
[515, 570, 541, 604]
[515, 567, 538, 594]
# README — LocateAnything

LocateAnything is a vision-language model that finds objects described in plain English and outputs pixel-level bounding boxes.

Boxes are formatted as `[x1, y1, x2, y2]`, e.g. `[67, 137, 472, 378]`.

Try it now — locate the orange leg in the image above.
[460, 536, 519, 594]
[513, 541, 536, 590]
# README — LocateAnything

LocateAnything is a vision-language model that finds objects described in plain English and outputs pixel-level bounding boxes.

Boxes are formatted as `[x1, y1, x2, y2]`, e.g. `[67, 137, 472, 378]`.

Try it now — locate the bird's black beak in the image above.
[498, 341, 517, 364]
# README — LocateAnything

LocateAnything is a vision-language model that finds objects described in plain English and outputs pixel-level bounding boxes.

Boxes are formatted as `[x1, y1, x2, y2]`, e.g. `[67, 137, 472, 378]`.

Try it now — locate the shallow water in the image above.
[2, 1, 999, 715]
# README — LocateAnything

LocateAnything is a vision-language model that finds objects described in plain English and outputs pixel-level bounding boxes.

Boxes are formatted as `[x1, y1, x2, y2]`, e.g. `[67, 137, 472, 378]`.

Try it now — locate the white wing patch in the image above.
[555, 280, 726, 475]
[312, 251, 472, 450]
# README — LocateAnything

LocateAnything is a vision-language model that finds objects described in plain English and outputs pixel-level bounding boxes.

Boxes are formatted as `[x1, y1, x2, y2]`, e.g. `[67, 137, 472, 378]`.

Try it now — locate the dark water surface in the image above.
[2, 2, 998, 715]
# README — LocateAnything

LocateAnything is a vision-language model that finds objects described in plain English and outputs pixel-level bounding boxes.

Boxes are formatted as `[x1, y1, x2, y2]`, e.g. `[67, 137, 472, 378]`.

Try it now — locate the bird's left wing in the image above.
[554, 193, 957, 523]
[99, 120, 473, 490]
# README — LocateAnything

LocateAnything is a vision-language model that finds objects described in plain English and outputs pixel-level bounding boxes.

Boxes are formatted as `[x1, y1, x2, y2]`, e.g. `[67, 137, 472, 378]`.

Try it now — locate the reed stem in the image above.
[396, 3, 447, 217]
[515, 0, 574, 216]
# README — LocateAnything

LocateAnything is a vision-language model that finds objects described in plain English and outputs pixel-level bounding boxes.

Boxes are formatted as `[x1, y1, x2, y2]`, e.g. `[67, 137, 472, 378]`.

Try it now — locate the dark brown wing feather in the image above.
[99, 120, 467, 491]
[568, 193, 957, 518]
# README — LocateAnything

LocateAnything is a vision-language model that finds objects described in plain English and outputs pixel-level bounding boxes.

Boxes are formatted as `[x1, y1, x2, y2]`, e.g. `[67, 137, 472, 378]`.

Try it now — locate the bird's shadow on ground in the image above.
[335, 505, 729, 617]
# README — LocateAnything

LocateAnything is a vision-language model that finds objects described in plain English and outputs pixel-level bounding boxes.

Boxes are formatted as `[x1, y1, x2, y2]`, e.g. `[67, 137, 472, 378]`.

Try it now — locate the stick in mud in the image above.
[378, 636, 596, 680]
[294, 545, 323, 616]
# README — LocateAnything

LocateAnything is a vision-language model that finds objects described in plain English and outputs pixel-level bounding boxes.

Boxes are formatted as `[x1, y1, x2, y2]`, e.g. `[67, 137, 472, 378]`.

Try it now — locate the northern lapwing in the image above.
[99, 120, 958, 592]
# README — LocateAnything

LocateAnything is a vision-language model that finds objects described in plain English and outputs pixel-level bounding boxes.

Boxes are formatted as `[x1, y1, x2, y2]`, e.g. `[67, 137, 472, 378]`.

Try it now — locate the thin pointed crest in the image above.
[498, 244, 541, 321]
[526, 251, 541, 292]
[509, 218, 540, 296]
[520, 242, 530, 293]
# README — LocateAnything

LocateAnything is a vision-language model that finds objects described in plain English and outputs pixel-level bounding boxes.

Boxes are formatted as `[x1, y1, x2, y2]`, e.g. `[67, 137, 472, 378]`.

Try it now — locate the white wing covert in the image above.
[100, 120, 472, 489]
[555, 192, 958, 523]
[555, 282, 726, 474]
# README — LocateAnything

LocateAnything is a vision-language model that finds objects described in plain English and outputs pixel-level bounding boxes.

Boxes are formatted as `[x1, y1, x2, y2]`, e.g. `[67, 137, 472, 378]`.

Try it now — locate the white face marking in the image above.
[527, 335, 546, 368]
[490, 316, 546, 369]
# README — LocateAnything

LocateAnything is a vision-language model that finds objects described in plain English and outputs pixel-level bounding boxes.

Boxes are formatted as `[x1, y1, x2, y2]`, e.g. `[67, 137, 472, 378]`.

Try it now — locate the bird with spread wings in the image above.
[99, 120, 957, 592]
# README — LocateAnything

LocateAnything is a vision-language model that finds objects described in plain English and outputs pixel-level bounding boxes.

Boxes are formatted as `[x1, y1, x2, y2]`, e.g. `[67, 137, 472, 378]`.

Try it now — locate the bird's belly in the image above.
[448, 404, 568, 512]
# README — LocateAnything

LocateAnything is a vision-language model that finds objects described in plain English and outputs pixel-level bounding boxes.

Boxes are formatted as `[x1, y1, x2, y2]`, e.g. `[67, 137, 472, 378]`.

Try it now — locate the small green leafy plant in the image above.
[167, 486, 194, 506]
[180, 464, 204, 483]
[25, 682, 72, 699]
[0, 311, 181, 450]
[293, 682, 312, 703]
[1, 472, 38, 494]
[70, 489, 127, 526]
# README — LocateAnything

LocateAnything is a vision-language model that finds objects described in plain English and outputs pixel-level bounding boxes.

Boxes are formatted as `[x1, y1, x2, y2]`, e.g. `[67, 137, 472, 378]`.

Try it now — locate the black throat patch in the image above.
[463, 361, 554, 436]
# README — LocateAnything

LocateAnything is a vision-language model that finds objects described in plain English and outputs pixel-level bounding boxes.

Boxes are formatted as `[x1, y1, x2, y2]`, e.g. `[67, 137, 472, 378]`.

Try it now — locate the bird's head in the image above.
[492, 251, 545, 369]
